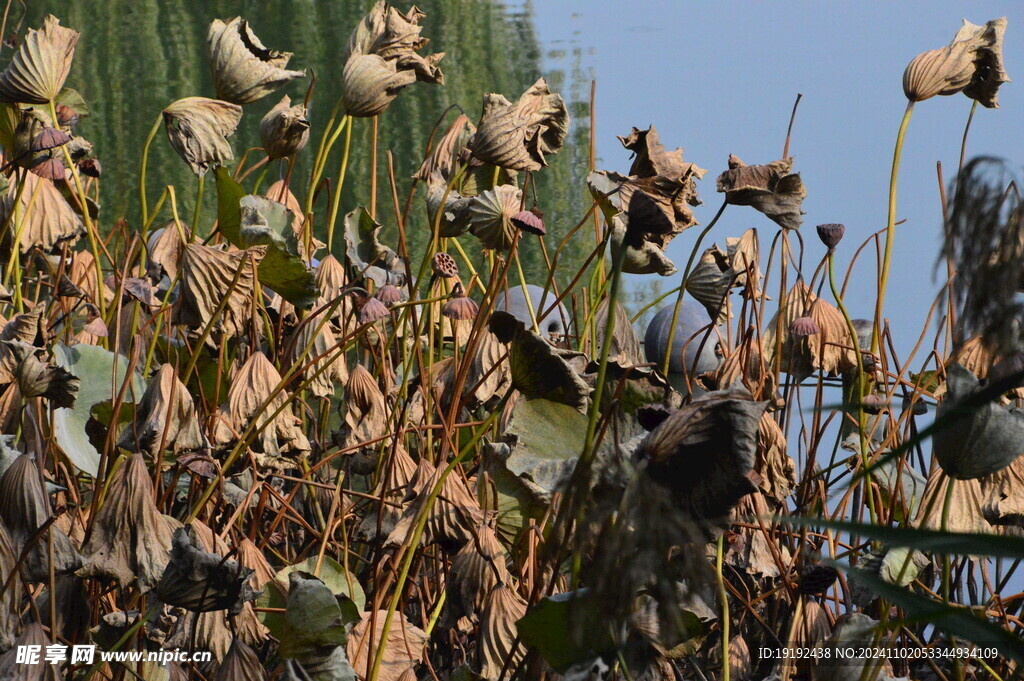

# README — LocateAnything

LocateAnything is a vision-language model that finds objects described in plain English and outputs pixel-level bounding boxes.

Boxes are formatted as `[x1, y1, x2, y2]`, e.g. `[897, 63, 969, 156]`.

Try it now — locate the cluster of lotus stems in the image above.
[0, 4, 1018, 681]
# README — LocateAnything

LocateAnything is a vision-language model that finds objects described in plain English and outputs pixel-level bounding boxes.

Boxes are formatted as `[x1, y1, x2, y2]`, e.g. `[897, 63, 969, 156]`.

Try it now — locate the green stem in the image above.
[192, 173, 205, 234]
[139, 114, 163, 228]
[717, 535, 730, 681]
[326, 115, 353, 253]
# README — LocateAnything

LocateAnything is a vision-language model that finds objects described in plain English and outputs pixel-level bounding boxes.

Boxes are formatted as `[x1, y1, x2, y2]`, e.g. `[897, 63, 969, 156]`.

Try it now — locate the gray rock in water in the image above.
[643, 301, 719, 376]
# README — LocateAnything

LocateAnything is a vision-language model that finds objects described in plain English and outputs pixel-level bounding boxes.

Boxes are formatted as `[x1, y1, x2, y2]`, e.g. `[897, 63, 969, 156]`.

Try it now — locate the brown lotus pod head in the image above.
[31, 127, 71, 152]
[356, 294, 390, 324]
[816, 223, 845, 250]
[54, 102, 78, 127]
[29, 156, 65, 180]
[789, 316, 820, 338]
[511, 208, 545, 236]
[431, 251, 459, 278]
[76, 157, 101, 178]
[798, 563, 838, 595]
[860, 392, 888, 414]
[373, 283, 403, 307]
[442, 284, 479, 321]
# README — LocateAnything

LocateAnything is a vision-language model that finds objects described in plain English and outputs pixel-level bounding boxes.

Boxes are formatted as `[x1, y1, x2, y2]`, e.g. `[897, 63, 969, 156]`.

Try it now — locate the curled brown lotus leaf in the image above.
[69, 249, 114, 305]
[341, 1, 444, 117]
[0, 523, 18, 650]
[414, 113, 475, 182]
[461, 329, 511, 406]
[77, 453, 176, 591]
[903, 18, 1009, 107]
[426, 172, 475, 237]
[488, 310, 592, 411]
[726, 228, 764, 297]
[593, 299, 644, 366]
[0, 15, 79, 104]
[764, 282, 856, 380]
[208, 17, 305, 105]
[118, 363, 205, 456]
[915, 467, 993, 537]
[1, 171, 83, 254]
[477, 585, 528, 680]
[290, 300, 348, 400]
[608, 212, 678, 276]
[470, 78, 568, 172]
[162, 97, 242, 176]
[260, 96, 309, 164]
[619, 125, 702, 180]
[211, 351, 311, 468]
[755, 413, 796, 504]
[716, 155, 806, 231]
[981, 454, 1024, 528]
[356, 443, 418, 542]
[634, 389, 767, 521]
[173, 243, 265, 341]
[727, 493, 791, 579]
[315, 254, 353, 329]
[217, 638, 268, 681]
[347, 610, 428, 681]
[387, 455, 486, 548]
[0, 308, 43, 383]
[712, 328, 779, 404]
[686, 245, 734, 325]
[447, 524, 510, 622]
[340, 364, 389, 472]
[146, 219, 190, 282]
[7, 340, 78, 407]
[469, 184, 523, 251]
[237, 537, 276, 589]
[0, 453, 82, 582]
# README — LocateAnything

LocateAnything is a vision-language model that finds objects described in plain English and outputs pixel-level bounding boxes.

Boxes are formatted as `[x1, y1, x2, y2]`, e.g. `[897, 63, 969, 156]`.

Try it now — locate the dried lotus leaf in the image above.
[0, 15, 78, 104]
[716, 155, 806, 231]
[470, 78, 568, 172]
[208, 17, 305, 105]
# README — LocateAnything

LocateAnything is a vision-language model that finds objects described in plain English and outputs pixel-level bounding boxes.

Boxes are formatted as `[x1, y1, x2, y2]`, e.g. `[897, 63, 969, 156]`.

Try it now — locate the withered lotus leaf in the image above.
[764, 282, 857, 380]
[426, 173, 475, 237]
[118, 363, 205, 456]
[212, 351, 311, 467]
[347, 610, 428, 681]
[755, 413, 796, 505]
[263, 180, 324, 262]
[0, 623, 59, 679]
[157, 526, 256, 614]
[0, 15, 79, 104]
[356, 443, 419, 543]
[915, 468, 992, 537]
[78, 453, 176, 591]
[7, 340, 78, 407]
[0, 523, 18, 650]
[1, 171, 83, 254]
[146, 220, 191, 282]
[216, 638, 268, 681]
[469, 184, 523, 251]
[208, 17, 305, 105]
[414, 113, 475, 182]
[934, 364, 1024, 479]
[903, 18, 1010, 107]
[608, 212, 678, 275]
[339, 364, 388, 471]
[260, 95, 310, 160]
[387, 456, 487, 548]
[488, 310, 592, 411]
[344, 206, 407, 287]
[633, 389, 768, 520]
[341, 1, 445, 117]
[173, 243, 265, 341]
[716, 155, 806, 231]
[162, 97, 243, 176]
[477, 585, 528, 680]
[470, 78, 568, 172]
[290, 301, 348, 400]
[593, 299, 644, 366]
[686, 245, 735, 325]
[447, 525, 510, 622]
[0, 453, 82, 582]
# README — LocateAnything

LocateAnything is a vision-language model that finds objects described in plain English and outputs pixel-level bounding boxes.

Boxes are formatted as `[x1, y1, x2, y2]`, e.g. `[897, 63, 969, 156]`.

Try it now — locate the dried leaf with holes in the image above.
[208, 17, 305, 105]
[477, 585, 528, 680]
[470, 78, 568, 172]
[469, 184, 523, 251]
[347, 610, 428, 681]
[77, 453, 176, 591]
[211, 351, 311, 468]
[173, 243, 265, 342]
[162, 97, 242, 176]
[903, 18, 1009, 107]
[341, 2, 444, 117]
[0, 454, 82, 582]
[118, 363, 205, 456]
[0, 15, 78, 104]
[764, 281, 856, 380]
[1, 172, 83, 254]
[716, 155, 806, 230]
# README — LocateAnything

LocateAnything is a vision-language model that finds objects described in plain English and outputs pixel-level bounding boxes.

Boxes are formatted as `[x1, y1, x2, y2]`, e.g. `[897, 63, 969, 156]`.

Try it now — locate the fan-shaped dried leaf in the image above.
[157, 526, 256, 614]
[0, 454, 81, 582]
[0, 15, 78, 104]
[8, 339, 78, 406]
[173, 243, 265, 341]
[208, 17, 305, 105]
[469, 184, 523, 251]
[903, 18, 1009, 107]
[447, 524, 509, 622]
[470, 78, 567, 172]
[764, 281, 856, 380]
[593, 299, 643, 366]
[291, 301, 348, 399]
[915, 468, 992, 536]
[118, 363, 206, 456]
[982, 455, 1024, 528]
[163, 97, 242, 176]
[716, 155, 805, 230]
[415, 113, 474, 181]
[488, 310, 591, 411]
[340, 364, 388, 472]
[755, 413, 795, 504]
[347, 610, 427, 681]
[387, 456, 487, 548]
[78, 453, 175, 591]
[1, 171, 83, 253]
[216, 638, 268, 681]
[356, 443, 419, 542]
[0, 623, 59, 679]
[477, 585, 527, 680]
[261, 95, 310, 159]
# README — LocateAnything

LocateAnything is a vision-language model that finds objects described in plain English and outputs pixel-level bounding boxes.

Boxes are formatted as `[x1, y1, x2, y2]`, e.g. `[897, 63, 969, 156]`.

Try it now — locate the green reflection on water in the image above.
[23, 0, 591, 284]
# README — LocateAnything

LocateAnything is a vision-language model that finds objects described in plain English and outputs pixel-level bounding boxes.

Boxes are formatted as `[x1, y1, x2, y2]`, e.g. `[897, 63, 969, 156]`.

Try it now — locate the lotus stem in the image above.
[326, 115, 353, 253]
[369, 115, 379, 219]
[717, 534, 730, 681]
[139, 114, 163, 228]
[191, 172, 204, 236]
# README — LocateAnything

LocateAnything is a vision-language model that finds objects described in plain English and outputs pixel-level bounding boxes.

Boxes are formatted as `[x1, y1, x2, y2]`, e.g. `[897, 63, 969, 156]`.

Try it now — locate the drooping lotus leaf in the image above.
[446, 524, 509, 622]
[338, 364, 388, 471]
[903, 18, 1009, 107]
[172, 241, 266, 341]
[982, 455, 1024, 527]
[1, 171, 83, 254]
[158, 527, 256, 614]
[215, 167, 319, 306]
[414, 113, 474, 182]
[934, 364, 1024, 479]
[685, 245, 734, 324]
[755, 413, 796, 505]
[469, 184, 522, 250]
[217, 639, 268, 681]
[7, 340, 78, 407]
[208, 17, 305, 105]
[51, 342, 144, 476]
[633, 389, 768, 520]
[716, 155, 806, 230]
[764, 281, 857, 381]
[488, 310, 592, 411]
[470, 78, 568, 172]
[347, 610, 428, 681]
[503, 397, 589, 495]
[343, 206, 406, 287]
[260, 95, 310, 160]
[0, 15, 79, 104]
[475, 585, 528, 680]
[117, 363, 206, 456]
[290, 300, 348, 399]
[515, 589, 615, 674]
[163, 97, 242, 176]
[426, 173, 475, 237]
